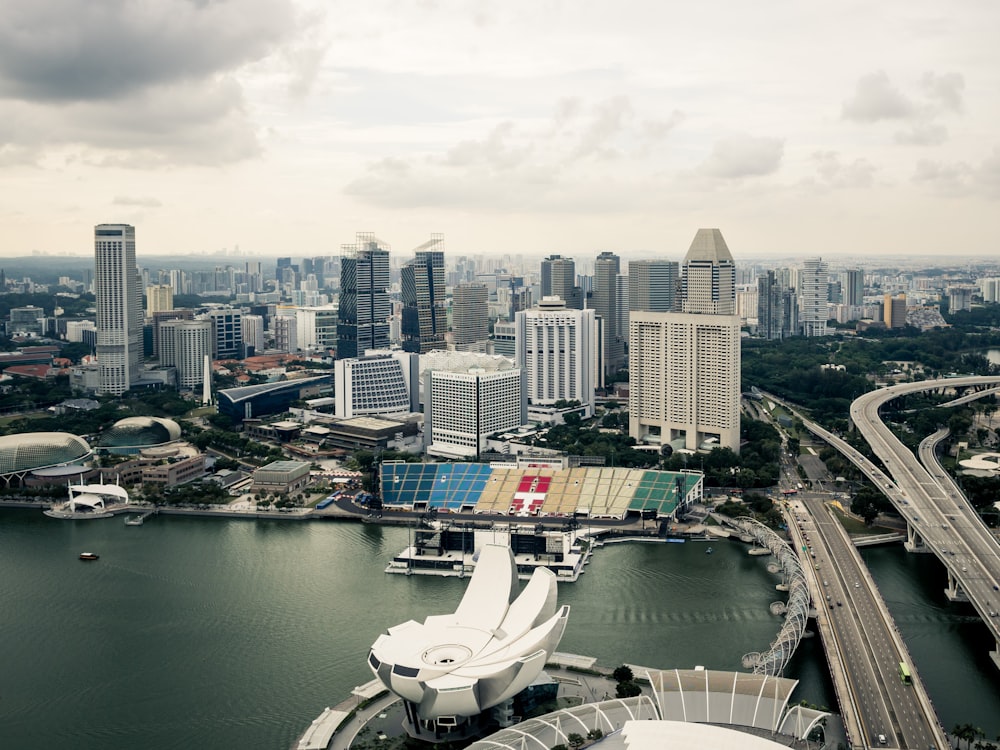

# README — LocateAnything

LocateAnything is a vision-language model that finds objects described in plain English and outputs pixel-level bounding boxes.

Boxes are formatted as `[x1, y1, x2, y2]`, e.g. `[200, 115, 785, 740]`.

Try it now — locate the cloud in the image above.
[894, 122, 948, 146]
[346, 96, 686, 212]
[0, 0, 296, 102]
[812, 151, 876, 188]
[842, 71, 916, 122]
[700, 135, 784, 178]
[113, 195, 162, 208]
[920, 71, 964, 113]
[0, 0, 302, 165]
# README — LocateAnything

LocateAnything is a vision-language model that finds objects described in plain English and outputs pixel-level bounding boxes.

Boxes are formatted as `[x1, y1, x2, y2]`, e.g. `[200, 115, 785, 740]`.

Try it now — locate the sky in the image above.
[1, 0, 998, 260]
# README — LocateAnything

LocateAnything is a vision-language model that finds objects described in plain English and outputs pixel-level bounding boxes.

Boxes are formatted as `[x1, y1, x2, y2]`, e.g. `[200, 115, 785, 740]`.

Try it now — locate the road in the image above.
[847, 377, 1000, 666]
[793, 494, 943, 749]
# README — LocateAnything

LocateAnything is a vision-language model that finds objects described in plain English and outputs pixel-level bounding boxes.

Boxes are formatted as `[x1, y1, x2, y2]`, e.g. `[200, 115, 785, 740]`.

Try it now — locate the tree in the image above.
[615, 680, 642, 698]
[586, 728, 604, 740]
[612, 665, 634, 683]
[566, 733, 585, 749]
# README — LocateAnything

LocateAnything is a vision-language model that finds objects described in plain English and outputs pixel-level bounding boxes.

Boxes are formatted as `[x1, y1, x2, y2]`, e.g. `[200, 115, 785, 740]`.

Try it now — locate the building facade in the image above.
[629, 229, 741, 453]
[798, 258, 829, 337]
[540, 255, 582, 309]
[515, 297, 595, 418]
[146, 284, 174, 316]
[757, 271, 798, 340]
[452, 283, 490, 351]
[425, 368, 526, 459]
[629, 260, 680, 314]
[401, 236, 447, 354]
[206, 308, 244, 360]
[337, 233, 391, 359]
[95, 223, 144, 395]
[592, 251, 624, 376]
[159, 319, 212, 389]
[333, 350, 419, 419]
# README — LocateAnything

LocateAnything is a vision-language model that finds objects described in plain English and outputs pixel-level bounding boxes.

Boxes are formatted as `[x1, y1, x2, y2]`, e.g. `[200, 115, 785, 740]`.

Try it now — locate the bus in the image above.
[781, 489, 798, 496]
[898, 662, 912, 685]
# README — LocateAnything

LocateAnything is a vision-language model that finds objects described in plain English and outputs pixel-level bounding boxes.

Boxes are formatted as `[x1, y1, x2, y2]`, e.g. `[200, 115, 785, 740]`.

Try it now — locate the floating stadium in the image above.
[379, 462, 703, 520]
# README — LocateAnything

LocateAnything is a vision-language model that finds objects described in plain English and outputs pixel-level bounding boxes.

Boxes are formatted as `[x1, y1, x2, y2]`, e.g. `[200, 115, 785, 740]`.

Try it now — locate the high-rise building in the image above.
[145, 284, 174, 316]
[401, 235, 447, 353]
[757, 271, 798, 340]
[592, 251, 624, 375]
[947, 286, 974, 314]
[95, 223, 143, 395]
[206, 308, 244, 360]
[160, 319, 212, 389]
[490, 320, 517, 358]
[843, 269, 864, 307]
[334, 350, 419, 419]
[337, 233, 391, 359]
[884, 293, 908, 328]
[629, 228, 741, 453]
[682, 229, 735, 315]
[798, 258, 830, 337]
[540, 255, 582, 309]
[272, 313, 297, 353]
[242, 314, 264, 357]
[425, 367, 526, 459]
[452, 283, 489, 352]
[515, 297, 596, 418]
[629, 260, 680, 313]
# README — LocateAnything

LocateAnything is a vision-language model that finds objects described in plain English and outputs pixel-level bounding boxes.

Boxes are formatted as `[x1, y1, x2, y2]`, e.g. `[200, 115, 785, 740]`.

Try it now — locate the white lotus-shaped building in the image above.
[368, 544, 570, 725]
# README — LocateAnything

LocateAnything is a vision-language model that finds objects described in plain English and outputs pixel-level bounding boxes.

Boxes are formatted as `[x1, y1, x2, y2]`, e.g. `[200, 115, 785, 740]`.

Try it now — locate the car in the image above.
[994, 584, 999, 591]
[878, 734, 887, 745]
[854, 582, 860, 588]
[824, 580, 829, 587]
[962, 566, 967, 572]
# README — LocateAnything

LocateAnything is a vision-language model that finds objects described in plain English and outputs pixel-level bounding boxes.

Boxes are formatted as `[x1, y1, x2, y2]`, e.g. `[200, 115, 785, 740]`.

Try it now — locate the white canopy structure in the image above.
[368, 544, 569, 723]
[68, 483, 129, 512]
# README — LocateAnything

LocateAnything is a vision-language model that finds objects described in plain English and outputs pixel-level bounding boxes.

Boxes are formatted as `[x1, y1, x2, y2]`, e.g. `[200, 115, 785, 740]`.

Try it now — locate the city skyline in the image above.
[0, 2, 998, 258]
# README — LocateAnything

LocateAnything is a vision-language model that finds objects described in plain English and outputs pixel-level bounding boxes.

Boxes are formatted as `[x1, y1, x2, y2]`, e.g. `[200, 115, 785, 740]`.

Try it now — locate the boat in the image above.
[124, 515, 144, 526]
[79, 552, 100, 561]
[705, 547, 714, 554]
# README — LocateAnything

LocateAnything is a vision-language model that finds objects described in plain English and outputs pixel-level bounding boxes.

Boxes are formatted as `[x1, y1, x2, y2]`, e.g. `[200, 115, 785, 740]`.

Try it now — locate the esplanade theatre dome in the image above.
[0, 432, 92, 477]
[99, 417, 182, 452]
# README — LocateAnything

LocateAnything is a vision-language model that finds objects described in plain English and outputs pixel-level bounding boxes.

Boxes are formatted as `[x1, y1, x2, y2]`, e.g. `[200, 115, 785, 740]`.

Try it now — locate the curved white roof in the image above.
[112, 417, 182, 441]
[368, 544, 569, 719]
[69, 494, 106, 510]
[0, 432, 92, 475]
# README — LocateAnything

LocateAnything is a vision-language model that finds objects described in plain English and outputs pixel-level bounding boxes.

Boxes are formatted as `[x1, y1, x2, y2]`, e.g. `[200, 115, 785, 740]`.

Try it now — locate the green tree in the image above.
[612, 665, 634, 683]
[615, 681, 642, 698]
[566, 733, 585, 749]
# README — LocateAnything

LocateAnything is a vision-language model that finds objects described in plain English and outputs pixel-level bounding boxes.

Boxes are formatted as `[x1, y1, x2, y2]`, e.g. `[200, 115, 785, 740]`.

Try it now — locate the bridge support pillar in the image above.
[945, 570, 969, 602]
[903, 523, 932, 553]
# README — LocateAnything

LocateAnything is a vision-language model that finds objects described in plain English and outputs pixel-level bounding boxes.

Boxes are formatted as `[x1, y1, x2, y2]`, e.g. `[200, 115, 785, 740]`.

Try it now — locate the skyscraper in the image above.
[337, 233, 391, 359]
[843, 269, 864, 307]
[401, 234, 447, 353]
[629, 228, 741, 453]
[452, 283, 490, 351]
[515, 297, 596, 418]
[95, 223, 143, 395]
[159, 319, 212, 389]
[682, 228, 736, 315]
[628, 260, 679, 314]
[757, 271, 798, 340]
[592, 251, 624, 376]
[540, 255, 582, 309]
[146, 284, 174, 316]
[798, 258, 830, 337]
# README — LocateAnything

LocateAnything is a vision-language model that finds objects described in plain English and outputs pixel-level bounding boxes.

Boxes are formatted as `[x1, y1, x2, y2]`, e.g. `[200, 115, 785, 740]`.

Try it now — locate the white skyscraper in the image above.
[160, 319, 212, 389]
[629, 229, 741, 453]
[515, 297, 596, 418]
[95, 223, 143, 395]
[798, 257, 830, 337]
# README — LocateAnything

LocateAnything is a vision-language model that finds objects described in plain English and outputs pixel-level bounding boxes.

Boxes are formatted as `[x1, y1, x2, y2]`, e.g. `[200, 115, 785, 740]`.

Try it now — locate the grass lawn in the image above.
[830, 505, 893, 536]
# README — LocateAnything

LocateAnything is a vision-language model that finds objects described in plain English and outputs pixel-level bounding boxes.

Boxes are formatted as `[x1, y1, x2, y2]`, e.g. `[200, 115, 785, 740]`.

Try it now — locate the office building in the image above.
[8, 306, 45, 336]
[629, 260, 680, 313]
[159, 319, 212, 389]
[206, 308, 243, 360]
[242, 314, 264, 357]
[146, 284, 174, 316]
[95, 223, 143, 395]
[593, 251, 624, 375]
[334, 350, 419, 419]
[452, 283, 490, 351]
[401, 235, 447, 354]
[757, 271, 798, 340]
[798, 258, 829, 337]
[490, 320, 517, 358]
[337, 233, 391, 359]
[843, 269, 865, 307]
[947, 286, 974, 314]
[630, 228, 741, 453]
[682, 229, 736, 315]
[515, 297, 596, 418]
[272, 313, 297, 353]
[884, 293, 908, 328]
[425, 367, 526, 459]
[294, 306, 338, 352]
[540, 255, 582, 309]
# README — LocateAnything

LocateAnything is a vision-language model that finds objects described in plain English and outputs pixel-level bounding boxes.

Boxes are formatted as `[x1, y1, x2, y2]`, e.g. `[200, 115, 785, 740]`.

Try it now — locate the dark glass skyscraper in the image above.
[593, 250, 624, 375]
[336, 233, 391, 359]
[401, 234, 447, 354]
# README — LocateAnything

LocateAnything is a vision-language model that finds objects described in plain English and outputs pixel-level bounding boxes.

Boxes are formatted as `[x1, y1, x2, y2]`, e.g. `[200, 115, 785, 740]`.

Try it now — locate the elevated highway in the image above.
[798, 377, 1000, 670]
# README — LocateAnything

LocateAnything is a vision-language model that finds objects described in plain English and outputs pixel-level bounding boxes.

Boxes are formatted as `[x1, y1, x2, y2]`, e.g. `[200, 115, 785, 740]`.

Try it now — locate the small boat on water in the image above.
[705, 547, 714, 554]
[79, 552, 100, 561]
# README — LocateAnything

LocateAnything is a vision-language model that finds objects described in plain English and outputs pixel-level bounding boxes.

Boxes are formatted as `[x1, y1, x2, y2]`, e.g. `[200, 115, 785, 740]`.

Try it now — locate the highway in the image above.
[847, 377, 1000, 669]
[791, 494, 943, 749]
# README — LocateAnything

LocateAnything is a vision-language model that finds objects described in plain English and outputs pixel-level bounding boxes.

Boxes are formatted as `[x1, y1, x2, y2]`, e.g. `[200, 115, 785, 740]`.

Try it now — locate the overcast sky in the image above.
[1, 0, 998, 260]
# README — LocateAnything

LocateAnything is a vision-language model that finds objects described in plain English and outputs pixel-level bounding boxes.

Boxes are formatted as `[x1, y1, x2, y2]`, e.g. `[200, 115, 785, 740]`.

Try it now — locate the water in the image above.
[0, 509, 993, 749]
